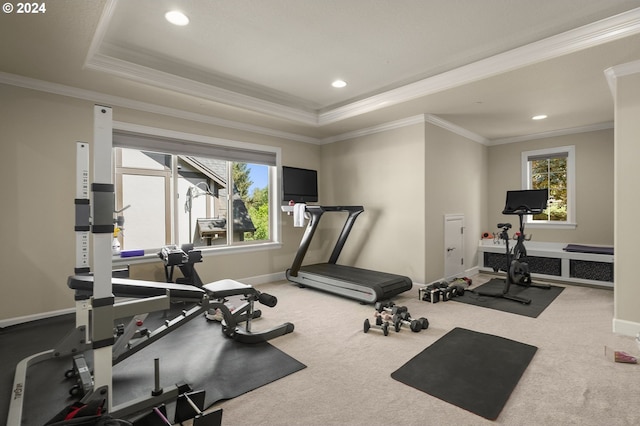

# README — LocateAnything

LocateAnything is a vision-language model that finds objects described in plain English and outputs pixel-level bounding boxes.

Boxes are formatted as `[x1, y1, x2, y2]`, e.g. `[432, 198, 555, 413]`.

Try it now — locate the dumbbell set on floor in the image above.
[363, 301, 429, 336]
[363, 316, 396, 336]
[419, 277, 472, 303]
[396, 311, 429, 332]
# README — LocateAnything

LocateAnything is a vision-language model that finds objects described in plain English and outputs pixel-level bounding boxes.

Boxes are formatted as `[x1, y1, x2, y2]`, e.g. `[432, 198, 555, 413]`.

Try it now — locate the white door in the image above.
[444, 214, 465, 279]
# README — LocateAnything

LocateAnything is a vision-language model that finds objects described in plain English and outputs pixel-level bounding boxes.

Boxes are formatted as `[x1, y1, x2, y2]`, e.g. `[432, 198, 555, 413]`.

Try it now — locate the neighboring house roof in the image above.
[182, 155, 256, 233]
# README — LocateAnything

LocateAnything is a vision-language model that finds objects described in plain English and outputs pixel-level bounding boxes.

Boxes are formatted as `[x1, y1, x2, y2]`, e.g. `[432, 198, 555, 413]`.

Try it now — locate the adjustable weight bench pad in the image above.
[202, 279, 255, 299]
[203, 279, 294, 344]
[68, 275, 206, 302]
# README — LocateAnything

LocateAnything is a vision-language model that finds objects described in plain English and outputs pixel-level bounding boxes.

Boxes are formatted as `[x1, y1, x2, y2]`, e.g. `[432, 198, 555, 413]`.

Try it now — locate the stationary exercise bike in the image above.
[508, 223, 532, 286]
[478, 189, 551, 304]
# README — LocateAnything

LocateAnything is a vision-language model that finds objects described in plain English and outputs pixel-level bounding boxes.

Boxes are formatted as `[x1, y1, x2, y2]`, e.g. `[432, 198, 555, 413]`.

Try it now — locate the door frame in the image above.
[444, 214, 465, 280]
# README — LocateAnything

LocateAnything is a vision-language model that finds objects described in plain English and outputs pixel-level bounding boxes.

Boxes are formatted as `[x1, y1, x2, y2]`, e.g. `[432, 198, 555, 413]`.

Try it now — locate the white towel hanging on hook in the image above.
[293, 203, 306, 227]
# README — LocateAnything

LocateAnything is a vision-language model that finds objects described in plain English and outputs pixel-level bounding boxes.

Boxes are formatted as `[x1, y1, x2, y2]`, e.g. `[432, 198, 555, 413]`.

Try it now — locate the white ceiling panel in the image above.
[2, 0, 640, 142]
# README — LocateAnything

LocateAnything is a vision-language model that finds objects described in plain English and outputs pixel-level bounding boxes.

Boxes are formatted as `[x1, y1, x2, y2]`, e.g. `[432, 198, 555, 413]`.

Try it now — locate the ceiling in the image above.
[2, 0, 640, 144]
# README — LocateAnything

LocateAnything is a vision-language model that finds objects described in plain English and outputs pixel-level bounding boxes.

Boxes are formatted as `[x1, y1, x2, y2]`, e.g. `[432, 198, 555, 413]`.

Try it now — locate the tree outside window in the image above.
[530, 157, 567, 221]
[522, 145, 575, 227]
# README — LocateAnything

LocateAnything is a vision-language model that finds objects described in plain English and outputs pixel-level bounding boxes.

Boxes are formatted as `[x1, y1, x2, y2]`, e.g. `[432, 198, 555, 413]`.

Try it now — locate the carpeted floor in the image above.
[204, 274, 639, 426]
[3, 274, 639, 425]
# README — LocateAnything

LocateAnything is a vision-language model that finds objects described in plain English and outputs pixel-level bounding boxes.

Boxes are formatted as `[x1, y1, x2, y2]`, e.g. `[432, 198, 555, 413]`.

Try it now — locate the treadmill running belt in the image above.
[285, 205, 412, 303]
[296, 263, 412, 302]
[302, 263, 407, 285]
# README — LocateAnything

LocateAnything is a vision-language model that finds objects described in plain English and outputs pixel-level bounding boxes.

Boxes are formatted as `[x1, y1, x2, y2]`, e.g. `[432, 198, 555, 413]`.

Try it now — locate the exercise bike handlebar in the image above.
[503, 204, 544, 215]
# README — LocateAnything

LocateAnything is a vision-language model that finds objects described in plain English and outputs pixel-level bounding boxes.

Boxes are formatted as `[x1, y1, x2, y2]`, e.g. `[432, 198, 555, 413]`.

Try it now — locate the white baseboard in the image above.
[0, 307, 75, 329]
[239, 271, 286, 286]
[466, 266, 480, 277]
[612, 317, 640, 337]
[435, 267, 479, 285]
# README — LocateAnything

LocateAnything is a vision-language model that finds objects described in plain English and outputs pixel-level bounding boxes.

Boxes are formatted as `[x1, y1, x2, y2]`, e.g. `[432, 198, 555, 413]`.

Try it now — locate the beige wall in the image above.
[614, 70, 640, 330]
[1, 85, 93, 320]
[318, 120, 488, 285]
[319, 123, 426, 282]
[1, 90, 491, 323]
[0, 84, 321, 321]
[486, 129, 614, 245]
[424, 123, 489, 283]
[1, 81, 624, 329]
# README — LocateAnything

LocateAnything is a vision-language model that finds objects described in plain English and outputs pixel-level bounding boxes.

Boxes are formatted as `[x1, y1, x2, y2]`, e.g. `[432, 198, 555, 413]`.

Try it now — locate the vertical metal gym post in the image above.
[74, 142, 92, 351]
[91, 105, 115, 409]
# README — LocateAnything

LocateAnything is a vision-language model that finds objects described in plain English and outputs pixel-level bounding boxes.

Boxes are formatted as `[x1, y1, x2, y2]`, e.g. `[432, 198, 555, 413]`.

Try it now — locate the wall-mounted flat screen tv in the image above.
[282, 166, 318, 203]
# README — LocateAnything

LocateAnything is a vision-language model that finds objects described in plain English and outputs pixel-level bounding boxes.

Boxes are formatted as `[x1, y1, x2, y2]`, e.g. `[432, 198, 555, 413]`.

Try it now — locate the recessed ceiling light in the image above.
[165, 10, 189, 26]
[532, 114, 548, 120]
[332, 80, 347, 88]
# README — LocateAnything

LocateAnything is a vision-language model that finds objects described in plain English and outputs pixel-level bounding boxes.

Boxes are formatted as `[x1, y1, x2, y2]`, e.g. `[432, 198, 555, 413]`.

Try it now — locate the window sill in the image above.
[112, 241, 282, 267]
[524, 222, 577, 230]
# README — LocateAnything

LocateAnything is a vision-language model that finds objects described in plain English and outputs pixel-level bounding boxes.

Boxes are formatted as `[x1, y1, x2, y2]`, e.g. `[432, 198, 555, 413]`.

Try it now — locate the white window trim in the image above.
[111, 121, 283, 265]
[521, 145, 576, 229]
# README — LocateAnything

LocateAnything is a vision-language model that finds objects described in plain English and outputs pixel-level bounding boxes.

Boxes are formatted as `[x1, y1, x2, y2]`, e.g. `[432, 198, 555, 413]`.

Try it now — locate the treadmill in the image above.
[285, 205, 412, 303]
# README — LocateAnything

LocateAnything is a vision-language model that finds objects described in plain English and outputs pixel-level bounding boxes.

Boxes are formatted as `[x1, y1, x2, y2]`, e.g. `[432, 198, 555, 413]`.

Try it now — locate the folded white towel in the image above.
[293, 203, 306, 227]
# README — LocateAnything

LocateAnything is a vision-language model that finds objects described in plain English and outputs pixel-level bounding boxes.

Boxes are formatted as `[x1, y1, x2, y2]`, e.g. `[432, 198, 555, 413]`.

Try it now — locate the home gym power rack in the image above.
[6, 106, 294, 425]
[6, 107, 181, 424]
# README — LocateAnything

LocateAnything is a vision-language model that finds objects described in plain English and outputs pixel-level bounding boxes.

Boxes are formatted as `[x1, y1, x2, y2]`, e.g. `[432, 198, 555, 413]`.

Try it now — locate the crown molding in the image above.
[604, 59, 640, 99]
[319, 8, 640, 125]
[86, 1, 318, 126]
[85, 53, 319, 126]
[81, 4, 640, 129]
[424, 114, 489, 145]
[0, 71, 321, 144]
[488, 122, 614, 146]
[0, 71, 620, 149]
[84, 0, 118, 65]
[320, 114, 488, 145]
[320, 115, 427, 144]
[86, 4, 640, 126]
[0, 72, 478, 146]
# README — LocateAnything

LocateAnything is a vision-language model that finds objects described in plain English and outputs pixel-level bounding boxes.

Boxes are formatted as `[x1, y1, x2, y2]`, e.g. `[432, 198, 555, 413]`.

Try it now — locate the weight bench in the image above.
[203, 279, 295, 344]
[67, 275, 294, 347]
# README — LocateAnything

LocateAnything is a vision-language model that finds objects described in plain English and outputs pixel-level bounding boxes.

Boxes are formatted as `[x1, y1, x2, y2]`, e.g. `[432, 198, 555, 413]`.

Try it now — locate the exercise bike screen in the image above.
[503, 189, 548, 214]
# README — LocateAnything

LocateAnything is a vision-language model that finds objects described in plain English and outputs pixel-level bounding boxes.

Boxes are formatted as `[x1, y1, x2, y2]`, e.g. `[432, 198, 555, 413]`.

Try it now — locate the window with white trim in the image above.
[521, 146, 576, 228]
[113, 129, 279, 253]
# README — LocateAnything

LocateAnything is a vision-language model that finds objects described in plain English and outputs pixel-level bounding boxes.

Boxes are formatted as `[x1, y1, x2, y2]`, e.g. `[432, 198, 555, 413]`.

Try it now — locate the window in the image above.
[112, 127, 280, 254]
[521, 146, 576, 228]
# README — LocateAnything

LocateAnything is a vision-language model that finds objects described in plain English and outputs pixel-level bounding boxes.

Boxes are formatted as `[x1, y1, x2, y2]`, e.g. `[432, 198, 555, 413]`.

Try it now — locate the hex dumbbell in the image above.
[374, 311, 402, 332]
[422, 284, 441, 303]
[374, 301, 407, 316]
[397, 312, 429, 331]
[450, 284, 465, 296]
[364, 318, 390, 336]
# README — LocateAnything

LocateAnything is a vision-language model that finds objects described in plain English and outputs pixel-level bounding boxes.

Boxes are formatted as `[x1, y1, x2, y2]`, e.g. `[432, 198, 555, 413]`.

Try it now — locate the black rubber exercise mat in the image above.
[0, 314, 76, 424]
[391, 327, 537, 420]
[454, 278, 564, 318]
[4, 310, 305, 425]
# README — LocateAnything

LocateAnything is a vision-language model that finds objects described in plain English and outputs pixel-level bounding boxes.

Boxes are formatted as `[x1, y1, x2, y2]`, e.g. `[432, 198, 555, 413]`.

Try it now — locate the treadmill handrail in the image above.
[288, 205, 364, 276]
